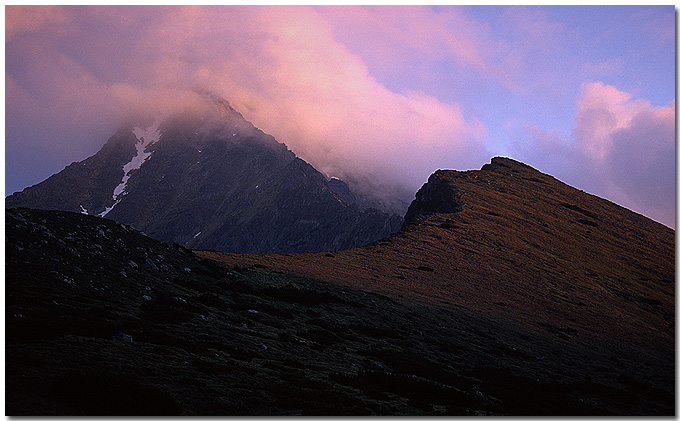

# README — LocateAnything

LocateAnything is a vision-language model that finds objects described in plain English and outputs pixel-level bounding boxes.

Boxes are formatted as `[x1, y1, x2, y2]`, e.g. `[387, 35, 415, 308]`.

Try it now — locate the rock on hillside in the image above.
[5, 98, 402, 253]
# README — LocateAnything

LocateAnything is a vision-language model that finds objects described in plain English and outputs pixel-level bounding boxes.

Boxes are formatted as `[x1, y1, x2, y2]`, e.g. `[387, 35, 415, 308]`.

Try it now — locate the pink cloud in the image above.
[505, 81, 675, 227]
[581, 58, 624, 78]
[215, 7, 488, 196]
[606, 100, 675, 225]
[5, 5, 70, 42]
[574, 81, 665, 161]
[317, 6, 488, 70]
[313, 5, 525, 93]
[6, 5, 489, 206]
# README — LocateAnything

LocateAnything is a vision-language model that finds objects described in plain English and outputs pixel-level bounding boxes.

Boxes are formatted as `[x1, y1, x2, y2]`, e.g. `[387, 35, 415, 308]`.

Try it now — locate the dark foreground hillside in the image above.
[6, 204, 674, 415]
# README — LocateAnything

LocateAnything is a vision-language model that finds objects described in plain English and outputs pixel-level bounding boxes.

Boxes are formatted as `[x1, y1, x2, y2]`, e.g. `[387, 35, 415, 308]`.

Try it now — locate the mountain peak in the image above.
[484, 155, 538, 171]
[403, 156, 603, 227]
[6, 97, 403, 253]
[403, 156, 542, 225]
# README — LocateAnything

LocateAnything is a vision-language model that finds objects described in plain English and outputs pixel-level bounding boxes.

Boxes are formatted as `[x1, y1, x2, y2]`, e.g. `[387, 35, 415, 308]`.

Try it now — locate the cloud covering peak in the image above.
[6, 5, 675, 227]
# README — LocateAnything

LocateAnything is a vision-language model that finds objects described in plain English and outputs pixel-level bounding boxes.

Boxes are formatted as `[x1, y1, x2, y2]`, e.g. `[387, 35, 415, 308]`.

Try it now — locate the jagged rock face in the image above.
[6, 100, 403, 253]
[4, 126, 140, 214]
[403, 170, 464, 226]
[403, 157, 548, 225]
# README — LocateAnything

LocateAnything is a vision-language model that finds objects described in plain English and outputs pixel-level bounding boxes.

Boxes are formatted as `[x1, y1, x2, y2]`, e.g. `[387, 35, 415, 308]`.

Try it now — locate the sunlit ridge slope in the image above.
[199, 156, 675, 359]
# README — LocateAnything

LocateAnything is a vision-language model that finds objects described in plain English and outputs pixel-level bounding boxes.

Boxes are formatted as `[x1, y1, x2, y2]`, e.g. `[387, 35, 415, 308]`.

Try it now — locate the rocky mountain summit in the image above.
[6, 99, 402, 253]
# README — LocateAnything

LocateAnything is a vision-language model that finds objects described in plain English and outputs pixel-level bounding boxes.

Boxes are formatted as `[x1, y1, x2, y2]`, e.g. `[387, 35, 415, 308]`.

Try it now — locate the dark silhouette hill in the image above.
[6, 157, 674, 415]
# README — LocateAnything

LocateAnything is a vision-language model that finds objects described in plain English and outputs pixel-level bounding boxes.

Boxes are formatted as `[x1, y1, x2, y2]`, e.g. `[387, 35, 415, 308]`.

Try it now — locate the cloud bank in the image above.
[506, 81, 675, 227]
[6, 6, 675, 226]
[6, 5, 488, 209]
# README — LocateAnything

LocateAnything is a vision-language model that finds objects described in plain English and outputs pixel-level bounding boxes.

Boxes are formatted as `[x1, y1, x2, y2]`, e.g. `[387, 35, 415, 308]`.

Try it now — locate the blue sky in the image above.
[5, 5, 676, 226]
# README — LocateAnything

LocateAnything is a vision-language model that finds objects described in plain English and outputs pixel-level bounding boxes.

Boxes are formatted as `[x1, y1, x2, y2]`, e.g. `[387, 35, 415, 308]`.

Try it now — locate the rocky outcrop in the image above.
[402, 170, 464, 226]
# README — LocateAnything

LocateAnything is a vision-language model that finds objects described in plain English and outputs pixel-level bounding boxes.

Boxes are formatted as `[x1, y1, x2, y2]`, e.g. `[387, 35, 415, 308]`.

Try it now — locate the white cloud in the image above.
[505, 81, 675, 228]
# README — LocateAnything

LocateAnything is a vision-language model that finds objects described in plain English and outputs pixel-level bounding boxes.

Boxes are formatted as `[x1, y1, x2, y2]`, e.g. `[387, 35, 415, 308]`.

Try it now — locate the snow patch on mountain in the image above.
[100, 117, 164, 217]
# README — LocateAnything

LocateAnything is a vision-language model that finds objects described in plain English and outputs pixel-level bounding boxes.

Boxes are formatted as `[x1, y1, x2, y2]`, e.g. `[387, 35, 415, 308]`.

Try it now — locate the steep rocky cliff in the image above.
[402, 170, 464, 225]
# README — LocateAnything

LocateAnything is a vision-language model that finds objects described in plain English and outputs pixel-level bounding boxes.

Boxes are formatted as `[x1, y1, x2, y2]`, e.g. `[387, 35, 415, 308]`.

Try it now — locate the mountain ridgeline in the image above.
[203, 157, 675, 355]
[5, 156, 675, 415]
[6, 100, 403, 253]
[200, 157, 674, 415]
